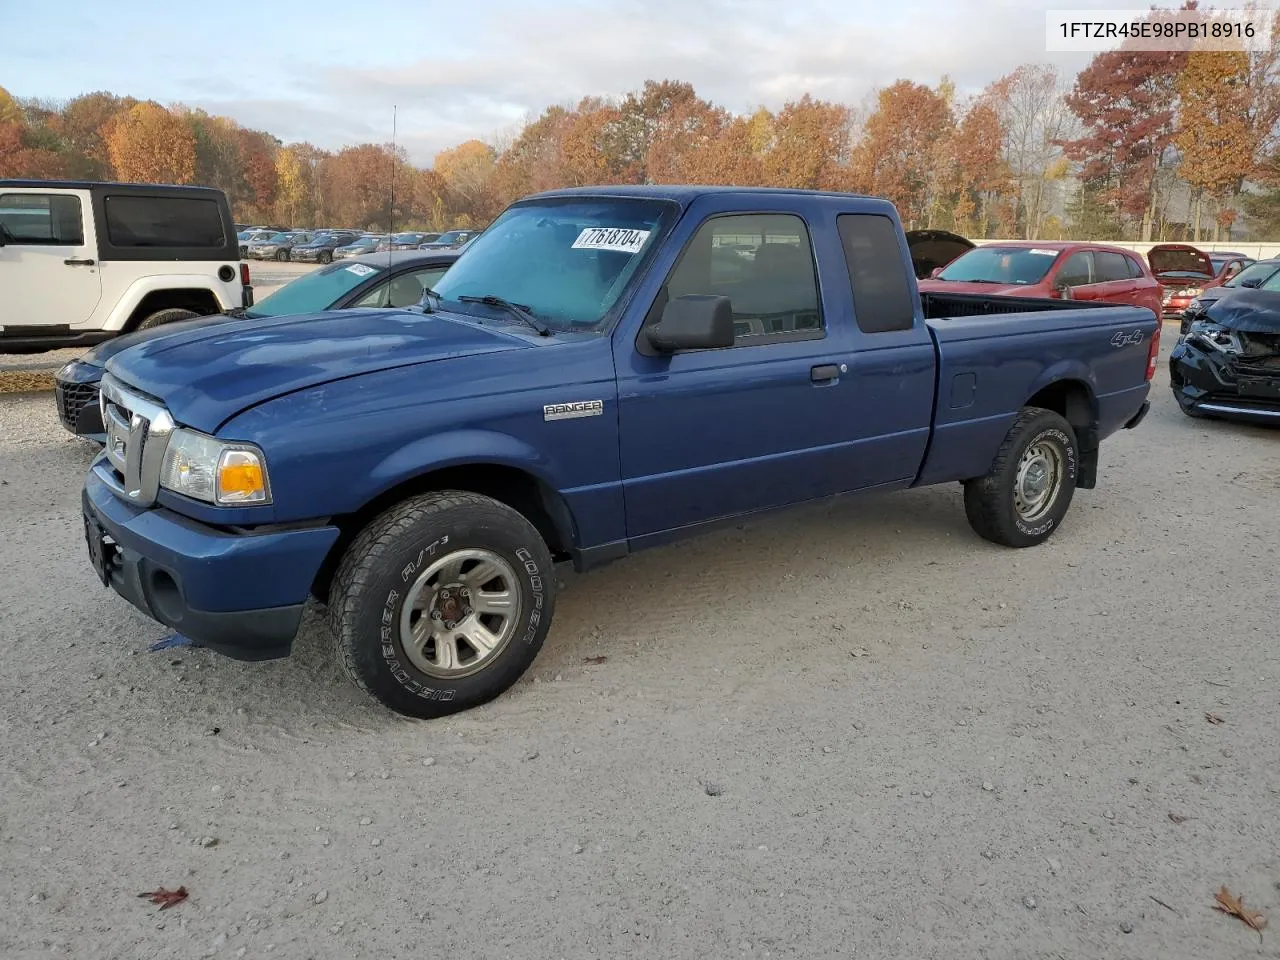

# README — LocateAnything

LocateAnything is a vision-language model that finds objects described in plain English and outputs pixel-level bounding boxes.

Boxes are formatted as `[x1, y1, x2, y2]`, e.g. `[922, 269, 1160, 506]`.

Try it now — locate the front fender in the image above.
[368, 428, 560, 498]
[103, 274, 238, 331]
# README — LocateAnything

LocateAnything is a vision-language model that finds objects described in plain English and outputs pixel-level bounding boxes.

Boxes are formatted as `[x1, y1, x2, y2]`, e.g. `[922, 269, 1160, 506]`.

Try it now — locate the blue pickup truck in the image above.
[81, 186, 1158, 718]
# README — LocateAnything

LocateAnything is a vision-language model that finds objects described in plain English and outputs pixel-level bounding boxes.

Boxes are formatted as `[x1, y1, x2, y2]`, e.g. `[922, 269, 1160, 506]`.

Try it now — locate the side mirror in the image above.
[1240, 278, 1262, 288]
[1056, 282, 1074, 300]
[646, 294, 735, 353]
[929, 266, 943, 278]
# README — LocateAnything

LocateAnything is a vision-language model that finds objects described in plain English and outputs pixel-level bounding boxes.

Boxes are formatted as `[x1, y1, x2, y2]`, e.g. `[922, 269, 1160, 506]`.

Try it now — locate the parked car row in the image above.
[239, 226, 483, 261]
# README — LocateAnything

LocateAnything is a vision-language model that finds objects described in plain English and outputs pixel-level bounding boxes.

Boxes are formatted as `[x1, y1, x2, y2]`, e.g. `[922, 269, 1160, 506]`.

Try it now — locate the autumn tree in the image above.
[990, 65, 1075, 238]
[948, 96, 1011, 235]
[761, 95, 852, 191]
[104, 102, 196, 184]
[58, 92, 134, 178]
[433, 139, 498, 223]
[1063, 5, 1195, 239]
[851, 81, 953, 227]
[615, 80, 703, 182]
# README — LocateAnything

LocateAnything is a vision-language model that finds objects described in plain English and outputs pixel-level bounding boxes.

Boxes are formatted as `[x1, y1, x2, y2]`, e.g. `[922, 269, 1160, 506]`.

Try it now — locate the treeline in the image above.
[2, 11, 1279, 240]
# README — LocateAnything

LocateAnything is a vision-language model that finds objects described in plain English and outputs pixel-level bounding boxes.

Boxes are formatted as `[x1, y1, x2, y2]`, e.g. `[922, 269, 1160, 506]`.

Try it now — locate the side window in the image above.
[1124, 255, 1145, 279]
[103, 196, 225, 248]
[1057, 251, 1093, 286]
[0, 193, 84, 245]
[1093, 251, 1132, 283]
[836, 213, 916, 333]
[659, 213, 822, 344]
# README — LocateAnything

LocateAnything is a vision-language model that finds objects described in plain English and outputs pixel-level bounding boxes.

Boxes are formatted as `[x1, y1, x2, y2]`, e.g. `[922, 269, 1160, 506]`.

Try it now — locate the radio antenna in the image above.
[387, 104, 397, 275]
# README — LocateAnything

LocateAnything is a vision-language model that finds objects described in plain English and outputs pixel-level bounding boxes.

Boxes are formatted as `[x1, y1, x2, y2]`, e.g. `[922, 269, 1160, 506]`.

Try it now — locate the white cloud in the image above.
[189, 0, 1108, 163]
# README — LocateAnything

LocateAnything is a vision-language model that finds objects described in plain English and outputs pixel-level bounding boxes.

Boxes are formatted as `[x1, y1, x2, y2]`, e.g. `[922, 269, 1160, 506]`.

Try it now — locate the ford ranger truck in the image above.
[81, 186, 1158, 719]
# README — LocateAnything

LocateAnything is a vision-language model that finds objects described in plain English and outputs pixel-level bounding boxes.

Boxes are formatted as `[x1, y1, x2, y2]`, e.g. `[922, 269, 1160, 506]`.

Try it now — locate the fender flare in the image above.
[102, 275, 237, 332]
[364, 428, 579, 547]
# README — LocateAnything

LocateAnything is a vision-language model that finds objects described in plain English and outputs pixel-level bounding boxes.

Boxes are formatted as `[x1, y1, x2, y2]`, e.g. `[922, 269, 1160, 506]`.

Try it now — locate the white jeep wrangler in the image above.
[0, 179, 250, 352]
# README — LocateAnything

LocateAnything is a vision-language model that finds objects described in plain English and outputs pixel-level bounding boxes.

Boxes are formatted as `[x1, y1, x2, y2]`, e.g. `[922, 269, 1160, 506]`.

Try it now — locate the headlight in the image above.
[159, 428, 271, 505]
[1183, 287, 1202, 298]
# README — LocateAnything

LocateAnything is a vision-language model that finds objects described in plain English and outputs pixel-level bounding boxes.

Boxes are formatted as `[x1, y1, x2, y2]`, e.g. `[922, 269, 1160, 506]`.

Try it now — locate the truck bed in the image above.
[913, 296, 1158, 487]
[920, 290, 1119, 320]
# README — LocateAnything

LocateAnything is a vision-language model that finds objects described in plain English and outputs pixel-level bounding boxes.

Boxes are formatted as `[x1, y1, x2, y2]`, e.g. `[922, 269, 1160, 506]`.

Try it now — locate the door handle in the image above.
[64, 258, 95, 266]
[811, 363, 843, 383]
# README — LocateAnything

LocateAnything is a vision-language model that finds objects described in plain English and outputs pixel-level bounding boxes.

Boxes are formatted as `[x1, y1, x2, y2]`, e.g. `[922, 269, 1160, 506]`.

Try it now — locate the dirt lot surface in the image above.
[1, 336, 1277, 960]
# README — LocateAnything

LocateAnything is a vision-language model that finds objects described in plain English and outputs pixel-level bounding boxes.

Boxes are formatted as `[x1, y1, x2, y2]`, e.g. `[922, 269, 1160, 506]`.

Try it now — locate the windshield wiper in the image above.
[458, 295, 551, 336]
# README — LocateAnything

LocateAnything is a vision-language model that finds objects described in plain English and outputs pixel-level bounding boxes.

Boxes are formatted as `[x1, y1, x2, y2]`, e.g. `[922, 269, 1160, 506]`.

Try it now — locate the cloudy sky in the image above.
[3, 0, 1119, 164]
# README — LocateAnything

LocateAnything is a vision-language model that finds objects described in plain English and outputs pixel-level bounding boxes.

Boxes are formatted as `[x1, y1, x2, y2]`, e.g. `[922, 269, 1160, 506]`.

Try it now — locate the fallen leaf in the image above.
[582, 655, 607, 665]
[1205, 712, 1225, 725]
[137, 886, 188, 910]
[1213, 886, 1266, 935]
[1168, 813, 1191, 824]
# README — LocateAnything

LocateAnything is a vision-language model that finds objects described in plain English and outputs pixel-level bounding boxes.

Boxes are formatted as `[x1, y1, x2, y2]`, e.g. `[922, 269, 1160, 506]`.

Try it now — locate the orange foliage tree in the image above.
[104, 102, 197, 184]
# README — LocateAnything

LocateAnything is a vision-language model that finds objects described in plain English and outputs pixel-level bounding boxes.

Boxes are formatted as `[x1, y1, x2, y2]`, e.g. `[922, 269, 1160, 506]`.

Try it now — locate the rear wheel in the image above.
[135, 307, 200, 331]
[318, 251, 333, 264]
[275, 249, 289, 262]
[964, 407, 1078, 547]
[328, 491, 556, 718]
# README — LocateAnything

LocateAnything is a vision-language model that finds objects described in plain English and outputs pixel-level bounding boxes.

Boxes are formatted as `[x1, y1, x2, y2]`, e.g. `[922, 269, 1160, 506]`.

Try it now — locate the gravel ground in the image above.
[0, 263, 312, 376]
[0, 334, 1277, 960]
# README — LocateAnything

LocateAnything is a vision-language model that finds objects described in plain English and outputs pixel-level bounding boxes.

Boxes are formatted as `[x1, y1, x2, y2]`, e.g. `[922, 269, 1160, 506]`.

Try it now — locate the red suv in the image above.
[1147, 243, 1255, 319]
[917, 241, 1163, 317]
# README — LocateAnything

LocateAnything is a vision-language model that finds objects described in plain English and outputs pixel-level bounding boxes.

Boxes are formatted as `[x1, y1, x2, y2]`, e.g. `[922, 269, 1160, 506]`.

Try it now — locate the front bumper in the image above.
[82, 459, 341, 660]
[291, 249, 326, 262]
[54, 360, 106, 441]
[1169, 340, 1280, 426]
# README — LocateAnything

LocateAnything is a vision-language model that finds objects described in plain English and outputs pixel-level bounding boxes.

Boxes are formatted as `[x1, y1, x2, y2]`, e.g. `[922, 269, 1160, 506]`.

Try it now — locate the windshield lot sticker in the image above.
[572, 227, 650, 254]
[345, 263, 378, 277]
[1029, 249, 1059, 256]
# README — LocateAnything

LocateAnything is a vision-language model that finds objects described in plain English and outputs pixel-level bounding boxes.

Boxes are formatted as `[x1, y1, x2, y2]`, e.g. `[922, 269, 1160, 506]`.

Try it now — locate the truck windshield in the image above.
[937, 247, 1060, 284]
[431, 197, 677, 331]
[244, 260, 384, 318]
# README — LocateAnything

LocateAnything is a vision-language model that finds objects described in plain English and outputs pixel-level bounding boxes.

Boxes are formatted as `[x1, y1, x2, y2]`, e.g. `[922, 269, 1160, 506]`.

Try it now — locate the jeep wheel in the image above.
[963, 407, 1078, 548]
[318, 251, 333, 264]
[136, 307, 200, 331]
[328, 491, 556, 719]
[275, 249, 290, 262]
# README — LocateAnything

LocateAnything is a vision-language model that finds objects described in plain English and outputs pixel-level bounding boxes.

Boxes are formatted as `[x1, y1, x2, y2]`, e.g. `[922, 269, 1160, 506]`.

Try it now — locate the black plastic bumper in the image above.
[54, 362, 106, 441]
[1123, 399, 1151, 430]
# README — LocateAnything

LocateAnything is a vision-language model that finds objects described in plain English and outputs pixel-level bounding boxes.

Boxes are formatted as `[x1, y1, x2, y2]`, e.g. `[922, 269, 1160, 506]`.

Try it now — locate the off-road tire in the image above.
[135, 307, 200, 331]
[328, 491, 556, 719]
[963, 406, 1078, 548]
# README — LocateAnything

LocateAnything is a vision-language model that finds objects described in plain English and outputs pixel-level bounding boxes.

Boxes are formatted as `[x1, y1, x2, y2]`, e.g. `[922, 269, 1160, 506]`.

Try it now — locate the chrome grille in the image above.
[98, 374, 176, 506]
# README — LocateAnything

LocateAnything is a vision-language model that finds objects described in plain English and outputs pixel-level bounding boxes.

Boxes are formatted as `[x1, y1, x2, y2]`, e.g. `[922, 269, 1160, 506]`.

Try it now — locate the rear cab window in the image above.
[0, 192, 84, 245]
[103, 195, 226, 248]
[836, 213, 915, 333]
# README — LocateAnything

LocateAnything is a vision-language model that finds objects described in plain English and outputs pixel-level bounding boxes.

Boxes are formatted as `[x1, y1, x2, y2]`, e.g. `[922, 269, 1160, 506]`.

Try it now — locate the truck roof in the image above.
[0, 179, 225, 195]
[524, 184, 884, 205]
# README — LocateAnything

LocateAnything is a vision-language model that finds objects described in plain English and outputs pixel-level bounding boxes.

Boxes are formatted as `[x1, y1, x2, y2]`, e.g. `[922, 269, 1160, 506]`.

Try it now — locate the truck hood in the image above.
[917, 279, 1037, 297]
[1148, 243, 1213, 279]
[105, 308, 528, 433]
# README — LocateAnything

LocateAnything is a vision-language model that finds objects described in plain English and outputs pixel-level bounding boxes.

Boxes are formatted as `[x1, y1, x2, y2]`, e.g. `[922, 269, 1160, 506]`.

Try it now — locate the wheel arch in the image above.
[1024, 377, 1099, 488]
[117, 286, 226, 332]
[311, 460, 578, 605]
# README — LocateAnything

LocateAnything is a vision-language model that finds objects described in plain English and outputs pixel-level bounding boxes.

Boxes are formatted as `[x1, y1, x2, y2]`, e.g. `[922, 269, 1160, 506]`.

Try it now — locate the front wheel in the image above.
[328, 491, 556, 718]
[318, 251, 333, 264]
[963, 407, 1078, 547]
[275, 249, 289, 262]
